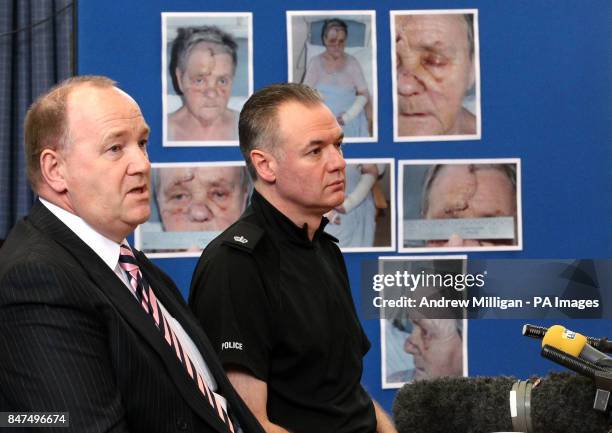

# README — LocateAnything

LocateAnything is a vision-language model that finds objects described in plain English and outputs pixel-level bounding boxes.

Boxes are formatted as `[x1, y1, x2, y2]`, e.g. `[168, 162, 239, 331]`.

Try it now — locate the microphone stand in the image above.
[541, 345, 612, 412]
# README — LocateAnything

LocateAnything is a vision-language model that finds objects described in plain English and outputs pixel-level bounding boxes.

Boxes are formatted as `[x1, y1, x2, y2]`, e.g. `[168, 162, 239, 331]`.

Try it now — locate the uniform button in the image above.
[176, 417, 188, 430]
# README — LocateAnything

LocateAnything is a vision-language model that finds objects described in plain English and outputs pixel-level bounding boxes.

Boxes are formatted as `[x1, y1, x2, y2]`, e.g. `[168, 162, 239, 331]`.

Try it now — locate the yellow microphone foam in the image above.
[542, 325, 587, 357]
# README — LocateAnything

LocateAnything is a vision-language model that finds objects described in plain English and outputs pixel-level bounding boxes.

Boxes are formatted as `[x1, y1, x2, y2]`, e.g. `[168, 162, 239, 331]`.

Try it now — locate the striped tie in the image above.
[118, 244, 235, 432]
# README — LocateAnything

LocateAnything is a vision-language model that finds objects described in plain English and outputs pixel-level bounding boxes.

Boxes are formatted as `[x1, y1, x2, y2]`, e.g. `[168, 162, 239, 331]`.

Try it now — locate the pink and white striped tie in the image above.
[118, 244, 235, 432]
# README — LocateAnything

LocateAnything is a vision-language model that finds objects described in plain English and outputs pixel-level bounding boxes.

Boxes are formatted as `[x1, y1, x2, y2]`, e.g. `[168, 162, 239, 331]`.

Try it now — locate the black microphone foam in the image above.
[393, 372, 610, 433]
[523, 324, 548, 339]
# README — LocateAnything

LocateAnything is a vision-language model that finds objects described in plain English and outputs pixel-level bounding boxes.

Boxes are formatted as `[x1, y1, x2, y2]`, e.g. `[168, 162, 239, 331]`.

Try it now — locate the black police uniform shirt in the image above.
[189, 190, 376, 433]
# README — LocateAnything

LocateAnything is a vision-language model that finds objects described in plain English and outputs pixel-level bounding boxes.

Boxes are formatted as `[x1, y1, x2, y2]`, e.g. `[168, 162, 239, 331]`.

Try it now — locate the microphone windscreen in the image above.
[393, 375, 515, 433]
[532, 371, 608, 433]
[542, 325, 587, 357]
[393, 372, 609, 433]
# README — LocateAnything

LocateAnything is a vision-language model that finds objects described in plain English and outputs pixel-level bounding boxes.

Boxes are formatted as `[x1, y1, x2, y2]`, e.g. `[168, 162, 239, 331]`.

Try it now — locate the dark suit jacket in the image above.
[0, 200, 265, 433]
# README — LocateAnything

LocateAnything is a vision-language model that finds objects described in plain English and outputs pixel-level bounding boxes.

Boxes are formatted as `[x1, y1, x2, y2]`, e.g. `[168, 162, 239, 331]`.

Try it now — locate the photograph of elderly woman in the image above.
[162, 13, 252, 146]
[288, 11, 377, 142]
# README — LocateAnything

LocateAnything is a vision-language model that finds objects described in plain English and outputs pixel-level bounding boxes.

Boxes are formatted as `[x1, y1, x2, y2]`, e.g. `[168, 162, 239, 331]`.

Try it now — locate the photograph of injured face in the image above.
[399, 159, 522, 252]
[382, 316, 465, 388]
[162, 13, 252, 146]
[379, 256, 467, 389]
[135, 163, 250, 257]
[391, 10, 480, 142]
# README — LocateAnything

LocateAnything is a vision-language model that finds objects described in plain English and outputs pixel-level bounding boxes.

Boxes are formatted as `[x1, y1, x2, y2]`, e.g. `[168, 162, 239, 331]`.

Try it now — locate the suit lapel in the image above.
[28, 201, 230, 432]
[137, 253, 254, 422]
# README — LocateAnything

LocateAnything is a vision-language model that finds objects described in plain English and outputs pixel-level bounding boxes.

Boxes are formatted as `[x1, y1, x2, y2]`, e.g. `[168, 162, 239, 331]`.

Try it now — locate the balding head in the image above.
[24, 75, 116, 190]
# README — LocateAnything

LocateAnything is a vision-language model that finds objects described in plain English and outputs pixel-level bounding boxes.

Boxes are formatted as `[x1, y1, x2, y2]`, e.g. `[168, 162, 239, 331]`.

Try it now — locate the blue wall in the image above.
[79, 0, 612, 413]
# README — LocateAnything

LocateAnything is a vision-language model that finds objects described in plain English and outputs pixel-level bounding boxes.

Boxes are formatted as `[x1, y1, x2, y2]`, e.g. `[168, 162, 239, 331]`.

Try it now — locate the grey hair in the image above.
[320, 18, 348, 44]
[169, 26, 238, 95]
[463, 14, 475, 60]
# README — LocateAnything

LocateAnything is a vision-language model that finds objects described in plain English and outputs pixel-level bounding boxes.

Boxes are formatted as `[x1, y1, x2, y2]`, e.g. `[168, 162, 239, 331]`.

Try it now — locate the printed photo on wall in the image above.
[135, 162, 250, 258]
[287, 10, 378, 143]
[162, 12, 253, 147]
[379, 255, 468, 389]
[390, 9, 481, 142]
[398, 159, 522, 253]
[324, 158, 395, 252]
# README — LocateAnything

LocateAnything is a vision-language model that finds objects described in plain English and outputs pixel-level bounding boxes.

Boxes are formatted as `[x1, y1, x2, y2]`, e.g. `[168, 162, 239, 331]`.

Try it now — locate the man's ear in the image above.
[40, 148, 68, 193]
[250, 149, 277, 183]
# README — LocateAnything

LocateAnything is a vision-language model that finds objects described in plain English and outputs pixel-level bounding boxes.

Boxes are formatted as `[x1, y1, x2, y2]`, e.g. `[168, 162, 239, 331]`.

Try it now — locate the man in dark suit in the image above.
[0, 75, 264, 433]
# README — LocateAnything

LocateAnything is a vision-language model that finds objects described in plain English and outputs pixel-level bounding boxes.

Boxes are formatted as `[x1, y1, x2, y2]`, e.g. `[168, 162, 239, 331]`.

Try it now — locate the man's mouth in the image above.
[128, 185, 148, 195]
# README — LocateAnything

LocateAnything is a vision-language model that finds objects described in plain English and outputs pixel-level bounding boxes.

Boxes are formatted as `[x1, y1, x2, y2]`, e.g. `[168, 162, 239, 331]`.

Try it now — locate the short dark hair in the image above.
[24, 75, 116, 190]
[320, 18, 348, 45]
[169, 26, 238, 95]
[238, 83, 323, 180]
[421, 163, 516, 217]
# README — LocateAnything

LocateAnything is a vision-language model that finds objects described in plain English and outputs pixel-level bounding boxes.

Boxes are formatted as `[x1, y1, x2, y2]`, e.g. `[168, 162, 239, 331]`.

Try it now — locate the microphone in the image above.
[523, 324, 612, 353]
[393, 373, 610, 433]
[542, 325, 612, 367]
[540, 344, 612, 412]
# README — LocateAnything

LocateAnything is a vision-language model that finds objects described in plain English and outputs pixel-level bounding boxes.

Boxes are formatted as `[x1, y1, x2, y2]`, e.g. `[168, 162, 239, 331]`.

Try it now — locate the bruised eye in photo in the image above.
[168, 191, 191, 204]
[210, 187, 231, 202]
[422, 52, 448, 68]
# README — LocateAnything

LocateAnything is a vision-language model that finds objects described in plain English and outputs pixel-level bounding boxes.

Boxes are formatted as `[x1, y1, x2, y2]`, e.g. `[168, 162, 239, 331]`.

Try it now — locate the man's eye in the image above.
[108, 145, 122, 153]
[218, 77, 228, 86]
[139, 139, 148, 149]
[309, 148, 321, 155]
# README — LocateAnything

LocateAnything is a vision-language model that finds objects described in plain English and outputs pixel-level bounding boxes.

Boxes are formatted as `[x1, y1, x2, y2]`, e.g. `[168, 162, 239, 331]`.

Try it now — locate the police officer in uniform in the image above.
[189, 83, 397, 433]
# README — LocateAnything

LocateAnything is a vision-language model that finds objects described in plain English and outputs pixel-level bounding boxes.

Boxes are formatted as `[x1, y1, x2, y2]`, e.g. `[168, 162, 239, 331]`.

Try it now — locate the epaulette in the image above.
[220, 221, 264, 253]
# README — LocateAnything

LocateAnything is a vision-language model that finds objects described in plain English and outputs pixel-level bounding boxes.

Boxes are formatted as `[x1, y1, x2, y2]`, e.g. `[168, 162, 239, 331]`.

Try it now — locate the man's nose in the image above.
[326, 146, 346, 171]
[127, 144, 150, 175]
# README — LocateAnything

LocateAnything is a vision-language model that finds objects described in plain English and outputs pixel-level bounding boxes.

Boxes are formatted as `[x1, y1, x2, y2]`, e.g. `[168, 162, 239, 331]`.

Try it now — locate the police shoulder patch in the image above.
[221, 221, 264, 252]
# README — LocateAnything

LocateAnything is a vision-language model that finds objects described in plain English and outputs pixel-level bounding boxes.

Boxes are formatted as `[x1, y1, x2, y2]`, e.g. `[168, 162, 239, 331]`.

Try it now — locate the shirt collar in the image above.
[39, 197, 123, 271]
